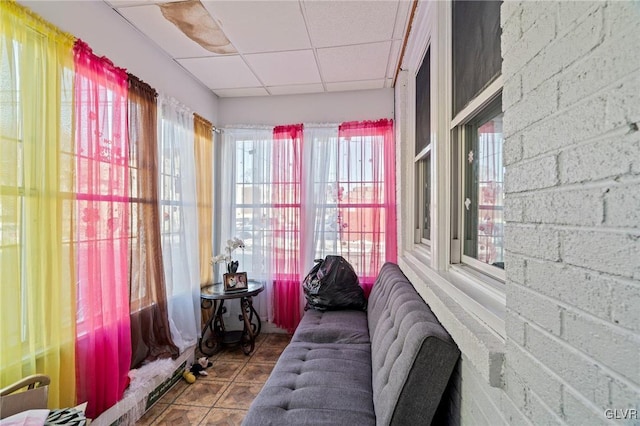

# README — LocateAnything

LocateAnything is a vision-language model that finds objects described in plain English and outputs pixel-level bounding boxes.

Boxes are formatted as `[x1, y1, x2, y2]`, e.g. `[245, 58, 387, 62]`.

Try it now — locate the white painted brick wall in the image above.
[503, 1, 640, 424]
[520, 187, 604, 226]
[504, 153, 559, 192]
[559, 131, 640, 184]
[505, 224, 560, 261]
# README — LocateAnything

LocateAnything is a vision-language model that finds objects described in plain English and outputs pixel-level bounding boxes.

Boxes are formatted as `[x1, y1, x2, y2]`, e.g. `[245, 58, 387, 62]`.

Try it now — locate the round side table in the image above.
[199, 280, 263, 356]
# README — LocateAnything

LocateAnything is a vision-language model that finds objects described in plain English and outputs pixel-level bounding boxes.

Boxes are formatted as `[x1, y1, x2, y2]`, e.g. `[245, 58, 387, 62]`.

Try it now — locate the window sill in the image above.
[399, 251, 506, 388]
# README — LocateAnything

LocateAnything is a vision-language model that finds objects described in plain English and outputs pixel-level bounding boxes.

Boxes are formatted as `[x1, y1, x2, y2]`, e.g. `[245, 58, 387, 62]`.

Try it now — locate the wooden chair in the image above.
[0, 374, 50, 419]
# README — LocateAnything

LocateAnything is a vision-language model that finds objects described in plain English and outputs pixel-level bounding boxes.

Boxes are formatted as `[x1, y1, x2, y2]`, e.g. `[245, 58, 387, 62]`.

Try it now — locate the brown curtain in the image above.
[194, 114, 214, 285]
[128, 74, 179, 368]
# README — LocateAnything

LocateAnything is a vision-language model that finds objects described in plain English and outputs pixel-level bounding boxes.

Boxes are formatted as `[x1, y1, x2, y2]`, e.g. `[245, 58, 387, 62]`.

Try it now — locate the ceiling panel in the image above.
[178, 56, 261, 89]
[318, 42, 391, 83]
[203, 1, 311, 53]
[302, 0, 399, 48]
[326, 79, 385, 92]
[107, 0, 413, 97]
[118, 4, 222, 58]
[268, 83, 325, 96]
[245, 50, 321, 86]
[213, 87, 269, 98]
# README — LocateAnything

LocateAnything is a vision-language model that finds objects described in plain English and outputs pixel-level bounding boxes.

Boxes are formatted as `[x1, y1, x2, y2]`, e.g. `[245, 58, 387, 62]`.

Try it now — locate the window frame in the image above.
[228, 130, 393, 280]
[395, 1, 510, 385]
[411, 35, 433, 252]
[451, 82, 505, 282]
[414, 147, 432, 247]
[449, 0, 504, 282]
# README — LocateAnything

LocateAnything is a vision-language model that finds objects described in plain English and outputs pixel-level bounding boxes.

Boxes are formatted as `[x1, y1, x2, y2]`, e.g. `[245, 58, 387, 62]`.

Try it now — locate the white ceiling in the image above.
[106, 0, 413, 98]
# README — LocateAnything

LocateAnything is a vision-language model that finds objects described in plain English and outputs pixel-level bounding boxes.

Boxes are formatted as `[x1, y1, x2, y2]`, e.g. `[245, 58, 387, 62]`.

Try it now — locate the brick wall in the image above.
[502, 1, 640, 423]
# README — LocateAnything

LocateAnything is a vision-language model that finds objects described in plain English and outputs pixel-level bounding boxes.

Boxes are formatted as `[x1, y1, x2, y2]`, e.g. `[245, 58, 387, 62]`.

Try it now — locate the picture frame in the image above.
[223, 272, 248, 292]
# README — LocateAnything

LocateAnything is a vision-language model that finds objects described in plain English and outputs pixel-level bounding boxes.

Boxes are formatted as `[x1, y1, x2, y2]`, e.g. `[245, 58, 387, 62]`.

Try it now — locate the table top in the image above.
[201, 280, 264, 300]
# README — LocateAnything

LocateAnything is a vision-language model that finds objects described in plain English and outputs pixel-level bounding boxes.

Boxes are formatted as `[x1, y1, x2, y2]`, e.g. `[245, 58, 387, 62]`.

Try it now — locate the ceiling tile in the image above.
[268, 84, 325, 96]
[318, 42, 391, 82]
[213, 87, 269, 98]
[245, 50, 321, 86]
[203, 1, 311, 53]
[302, 0, 398, 48]
[118, 4, 222, 58]
[326, 80, 385, 92]
[178, 56, 261, 89]
[106, 0, 412, 97]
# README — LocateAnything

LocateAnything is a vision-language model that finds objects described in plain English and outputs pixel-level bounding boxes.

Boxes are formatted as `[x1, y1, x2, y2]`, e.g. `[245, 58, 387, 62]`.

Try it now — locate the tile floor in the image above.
[136, 333, 291, 426]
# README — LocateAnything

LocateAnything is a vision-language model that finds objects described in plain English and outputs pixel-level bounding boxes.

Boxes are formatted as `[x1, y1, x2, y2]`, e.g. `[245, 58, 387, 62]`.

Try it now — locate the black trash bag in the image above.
[302, 255, 367, 311]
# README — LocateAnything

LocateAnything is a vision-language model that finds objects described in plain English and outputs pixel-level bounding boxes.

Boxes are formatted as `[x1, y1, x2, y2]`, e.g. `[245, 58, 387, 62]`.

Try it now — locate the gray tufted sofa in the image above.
[242, 262, 460, 426]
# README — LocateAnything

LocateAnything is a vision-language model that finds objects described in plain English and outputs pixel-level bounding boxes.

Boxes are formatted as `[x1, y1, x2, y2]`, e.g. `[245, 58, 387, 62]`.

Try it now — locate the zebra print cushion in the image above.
[45, 407, 87, 426]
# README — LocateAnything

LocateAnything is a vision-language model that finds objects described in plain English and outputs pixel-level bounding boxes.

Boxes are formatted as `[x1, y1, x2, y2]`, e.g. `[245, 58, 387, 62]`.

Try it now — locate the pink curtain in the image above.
[271, 124, 303, 333]
[337, 119, 397, 297]
[73, 40, 132, 419]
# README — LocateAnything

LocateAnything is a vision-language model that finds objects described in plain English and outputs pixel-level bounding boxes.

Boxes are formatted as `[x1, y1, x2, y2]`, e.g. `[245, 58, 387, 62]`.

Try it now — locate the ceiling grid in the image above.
[108, 0, 412, 97]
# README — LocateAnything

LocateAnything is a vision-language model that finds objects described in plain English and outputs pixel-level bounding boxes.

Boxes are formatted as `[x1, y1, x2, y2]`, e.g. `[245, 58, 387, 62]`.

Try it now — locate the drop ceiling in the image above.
[105, 0, 413, 98]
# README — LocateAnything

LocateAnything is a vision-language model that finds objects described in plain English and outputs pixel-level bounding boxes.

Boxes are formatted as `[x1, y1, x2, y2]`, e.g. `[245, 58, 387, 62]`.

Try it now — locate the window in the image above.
[450, 0, 504, 280]
[460, 98, 504, 273]
[398, 0, 508, 347]
[415, 47, 431, 245]
[231, 132, 278, 280]
[335, 124, 393, 282]
[222, 121, 396, 312]
[452, 0, 502, 116]
[416, 154, 431, 243]
[226, 124, 396, 282]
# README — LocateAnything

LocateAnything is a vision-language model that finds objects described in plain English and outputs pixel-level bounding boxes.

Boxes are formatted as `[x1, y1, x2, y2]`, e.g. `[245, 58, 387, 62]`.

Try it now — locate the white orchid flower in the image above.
[211, 236, 246, 265]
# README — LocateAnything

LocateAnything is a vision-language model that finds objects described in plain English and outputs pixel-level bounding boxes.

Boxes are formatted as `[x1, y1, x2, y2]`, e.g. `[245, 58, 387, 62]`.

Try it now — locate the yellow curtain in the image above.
[0, 1, 76, 408]
[194, 114, 214, 285]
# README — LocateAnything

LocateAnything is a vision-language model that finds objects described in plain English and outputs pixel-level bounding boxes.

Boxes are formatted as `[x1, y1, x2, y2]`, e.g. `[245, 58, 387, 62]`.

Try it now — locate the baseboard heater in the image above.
[91, 346, 194, 426]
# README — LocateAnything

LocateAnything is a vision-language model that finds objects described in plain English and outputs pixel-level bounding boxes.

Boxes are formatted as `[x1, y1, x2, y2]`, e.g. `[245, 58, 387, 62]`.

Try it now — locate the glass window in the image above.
[415, 47, 431, 245]
[415, 154, 431, 243]
[462, 99, 504, 270]
[452, 0, 502, 116]
[415, 47, 431, 156]
[422, 155, 431, 241]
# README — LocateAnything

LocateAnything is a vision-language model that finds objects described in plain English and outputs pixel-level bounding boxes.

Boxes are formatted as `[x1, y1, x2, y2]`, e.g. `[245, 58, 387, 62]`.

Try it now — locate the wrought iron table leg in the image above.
[199, 299, 226, 356]
[246, 296, 261, 336]
[240, 296, 260, 355]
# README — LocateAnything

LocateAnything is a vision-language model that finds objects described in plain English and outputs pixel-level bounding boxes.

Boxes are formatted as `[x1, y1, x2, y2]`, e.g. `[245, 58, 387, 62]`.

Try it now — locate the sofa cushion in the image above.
[291, 309, 369, 344]
[367, 263, 460, 426]
[242, 342, 375, 426]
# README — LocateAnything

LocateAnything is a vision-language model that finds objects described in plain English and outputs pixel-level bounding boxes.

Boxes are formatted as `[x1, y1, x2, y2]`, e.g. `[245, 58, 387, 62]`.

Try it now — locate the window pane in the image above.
[416, 47, 431, 155]
[422, 156, 431, 241]
[452, 0, 502, 115]
[463, 111, 504, 268]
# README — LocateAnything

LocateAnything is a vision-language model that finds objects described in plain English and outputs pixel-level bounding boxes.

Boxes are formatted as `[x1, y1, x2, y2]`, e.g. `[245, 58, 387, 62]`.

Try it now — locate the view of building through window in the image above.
[463, 110, 504, 269]
[230, 131, 390, 281]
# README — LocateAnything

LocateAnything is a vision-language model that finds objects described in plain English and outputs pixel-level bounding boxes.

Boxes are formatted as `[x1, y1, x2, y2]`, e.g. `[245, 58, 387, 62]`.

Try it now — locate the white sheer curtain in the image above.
[302, 125, 340, 273]
[221, 125, 342, 327]
[220, 127, 275, 323]
[157, 94, 200, 351]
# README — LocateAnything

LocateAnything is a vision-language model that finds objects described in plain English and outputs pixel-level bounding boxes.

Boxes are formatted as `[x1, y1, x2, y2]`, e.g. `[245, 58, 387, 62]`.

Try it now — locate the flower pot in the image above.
[227, 260, 239, 274]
